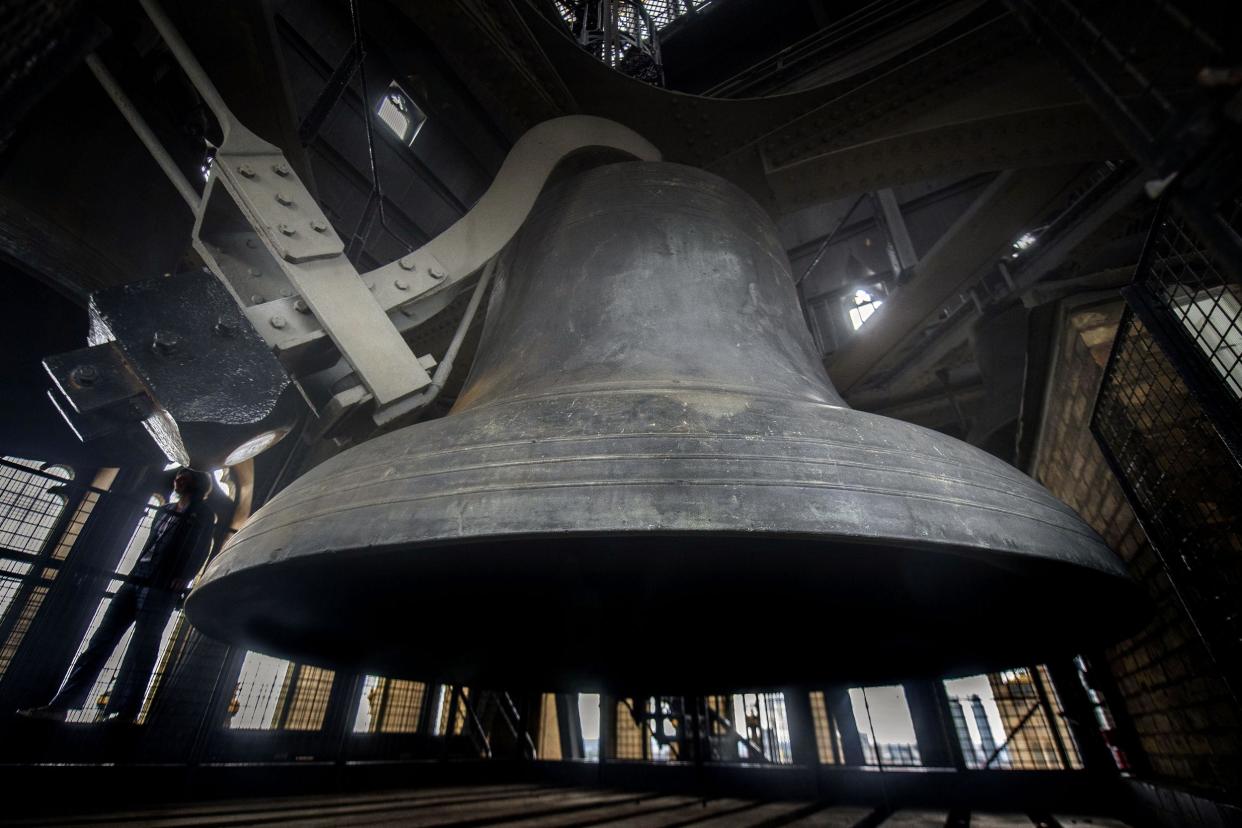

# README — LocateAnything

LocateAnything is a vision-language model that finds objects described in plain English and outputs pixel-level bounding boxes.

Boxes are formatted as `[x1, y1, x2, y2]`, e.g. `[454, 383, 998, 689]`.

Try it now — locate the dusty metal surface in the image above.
[188, 162, 1145, 691]
[44, 270, 298, 468]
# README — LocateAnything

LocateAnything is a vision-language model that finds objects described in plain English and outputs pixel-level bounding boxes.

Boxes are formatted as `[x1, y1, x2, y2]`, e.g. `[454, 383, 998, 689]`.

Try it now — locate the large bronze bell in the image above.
[188, 163, 1145, 691]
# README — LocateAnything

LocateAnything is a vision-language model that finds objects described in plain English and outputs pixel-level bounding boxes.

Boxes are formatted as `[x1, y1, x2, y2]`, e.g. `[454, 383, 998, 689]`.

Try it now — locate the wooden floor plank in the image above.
[969, 815, 1035, 828]
[1053, 816, 1132, 828]
[780, 805, 876, 827]
[881, 811, 951, 827]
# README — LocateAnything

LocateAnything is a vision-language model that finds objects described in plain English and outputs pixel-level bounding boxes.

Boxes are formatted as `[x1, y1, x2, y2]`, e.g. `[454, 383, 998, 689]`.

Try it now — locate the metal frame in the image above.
[80, 0, 661, 433]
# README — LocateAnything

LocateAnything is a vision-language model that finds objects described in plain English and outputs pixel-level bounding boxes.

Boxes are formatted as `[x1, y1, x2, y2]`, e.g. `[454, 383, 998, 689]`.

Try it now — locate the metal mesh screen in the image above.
[1092, 306, 1242, 697]
[1139, 208, 1242, 400]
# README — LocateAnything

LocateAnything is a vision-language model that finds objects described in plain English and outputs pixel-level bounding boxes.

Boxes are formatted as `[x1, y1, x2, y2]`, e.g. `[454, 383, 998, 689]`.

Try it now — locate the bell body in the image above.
[188, 162, 1144, 691]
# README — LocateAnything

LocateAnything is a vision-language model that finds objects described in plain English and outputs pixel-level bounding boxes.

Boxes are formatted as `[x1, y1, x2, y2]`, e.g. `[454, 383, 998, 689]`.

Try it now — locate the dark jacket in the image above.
[129, 499, 216, 592]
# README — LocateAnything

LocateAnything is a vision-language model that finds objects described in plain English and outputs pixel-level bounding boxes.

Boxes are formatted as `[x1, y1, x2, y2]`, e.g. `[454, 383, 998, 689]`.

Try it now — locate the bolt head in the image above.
[394, 278, 409, 290]
[294, 299, 310, 314]
[250, 294, 264, 304]
[429, 267, 446, 280]
[237, 163, 256, 178]
[277, 223, 295, 236]
[70, 365, 98, 386]
[310, 220, 328, 233]
[151, 330, 181, 355]
[273, 162, 290, 176]
[398, 256, 417, 271]
[247, 267, 261, 278]
[275, 192, 294, 206]
[270, 315, 288, 330]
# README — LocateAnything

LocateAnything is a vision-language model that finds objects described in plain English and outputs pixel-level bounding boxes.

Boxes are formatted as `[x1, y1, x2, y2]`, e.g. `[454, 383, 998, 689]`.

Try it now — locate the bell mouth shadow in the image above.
[187, 530, 1149, 694]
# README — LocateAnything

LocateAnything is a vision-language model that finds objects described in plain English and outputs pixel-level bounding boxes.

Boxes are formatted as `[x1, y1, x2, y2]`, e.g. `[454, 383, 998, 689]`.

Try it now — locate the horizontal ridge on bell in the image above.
[187, 162, 1147, 692]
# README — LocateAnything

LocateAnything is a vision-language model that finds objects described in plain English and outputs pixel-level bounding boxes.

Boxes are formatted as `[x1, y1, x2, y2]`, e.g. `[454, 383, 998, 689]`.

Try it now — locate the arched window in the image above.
[846, 288, 884, 331]
[0, 457, 73, 555]
[0, 458, 75, 658]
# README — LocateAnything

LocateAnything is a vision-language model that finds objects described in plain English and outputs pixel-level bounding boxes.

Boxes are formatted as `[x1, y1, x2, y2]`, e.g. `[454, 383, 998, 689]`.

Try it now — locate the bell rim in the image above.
[187, 527, 1150, 692]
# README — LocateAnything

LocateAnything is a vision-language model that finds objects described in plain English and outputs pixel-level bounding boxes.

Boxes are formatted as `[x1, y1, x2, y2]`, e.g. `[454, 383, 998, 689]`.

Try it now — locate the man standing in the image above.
[17, 468, 216, 723]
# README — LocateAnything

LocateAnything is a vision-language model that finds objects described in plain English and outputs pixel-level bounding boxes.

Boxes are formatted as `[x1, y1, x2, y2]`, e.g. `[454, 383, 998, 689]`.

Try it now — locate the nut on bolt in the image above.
[275, 192, 295, 206]
[270, 315, 288, 330]
[429, 267, 446, 280]
[70, 365, 98, 386]
[310, 220, 328, 233]
[272, 162, 290, 176]
[294, 299, 310, 314]
[237, 163, 256, 178]
[398, 256, 417, 271]
[394, 278, 410, 290]
[277, 223, 295, 236]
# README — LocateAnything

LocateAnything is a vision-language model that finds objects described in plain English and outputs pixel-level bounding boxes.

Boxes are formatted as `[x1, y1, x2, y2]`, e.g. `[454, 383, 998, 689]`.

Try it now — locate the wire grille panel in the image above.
[1092, 306, 1242, 697]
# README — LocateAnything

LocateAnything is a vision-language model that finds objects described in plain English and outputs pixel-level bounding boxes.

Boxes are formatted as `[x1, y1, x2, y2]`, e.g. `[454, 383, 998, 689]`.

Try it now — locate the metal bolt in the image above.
[394, 278, 409, 291]
[277, 223, 295, 236]
[152, 330, 181, 355]
[250, 294, 264, 304]
[294, 299, 310, 314]
[429, 267, 446, 280]
[280, 288, 292, 298]
[398, 256, 417, 271]
[275, 192, 295, 206]
[270, 315, 288, 330]
[310, 220, 328, 233]
[273, 162, 290, 176]
[248, 267, 261, 278]
[70, 365, 98, 386]
[237, 163, 256, 178]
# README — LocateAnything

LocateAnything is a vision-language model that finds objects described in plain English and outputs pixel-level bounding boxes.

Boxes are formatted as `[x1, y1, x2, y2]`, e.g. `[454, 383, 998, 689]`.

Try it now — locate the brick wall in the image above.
[1032, 299, 1241, 792]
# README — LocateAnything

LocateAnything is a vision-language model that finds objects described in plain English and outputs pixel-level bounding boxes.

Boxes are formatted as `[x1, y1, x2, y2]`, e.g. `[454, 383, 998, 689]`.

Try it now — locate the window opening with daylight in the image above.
[537, 693, 563, 759]
[578, 693, 601, 761]
[228, 652, 336, 731]
[808, 690, 846, 763]
[376, 82, 426, 146]
[0, 457, 72, 556]
[734, 692, 794, 763]
[943, 667, 1082, 770]
[0, 458, 75, 680]
[847, 288, 884, 330]
[1167, 284, 1242, 398]
[353, 676, 426, 733]
[848, 685, 921, 767]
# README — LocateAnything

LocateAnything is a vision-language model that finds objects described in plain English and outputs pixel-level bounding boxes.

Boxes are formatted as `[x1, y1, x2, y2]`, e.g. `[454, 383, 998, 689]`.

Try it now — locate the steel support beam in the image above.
[827, 165, 1082, 393]
[875, 189, 918, 273]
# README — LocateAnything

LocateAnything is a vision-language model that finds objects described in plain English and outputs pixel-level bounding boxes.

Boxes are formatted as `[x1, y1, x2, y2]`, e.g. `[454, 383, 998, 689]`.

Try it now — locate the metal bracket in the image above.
[87, 0, 662, 437]
[139, 0, 432, 409]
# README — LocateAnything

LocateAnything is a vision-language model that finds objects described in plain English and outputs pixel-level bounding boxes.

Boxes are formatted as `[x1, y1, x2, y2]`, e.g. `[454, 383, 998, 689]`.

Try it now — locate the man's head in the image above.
[173, 469, 211, 500]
